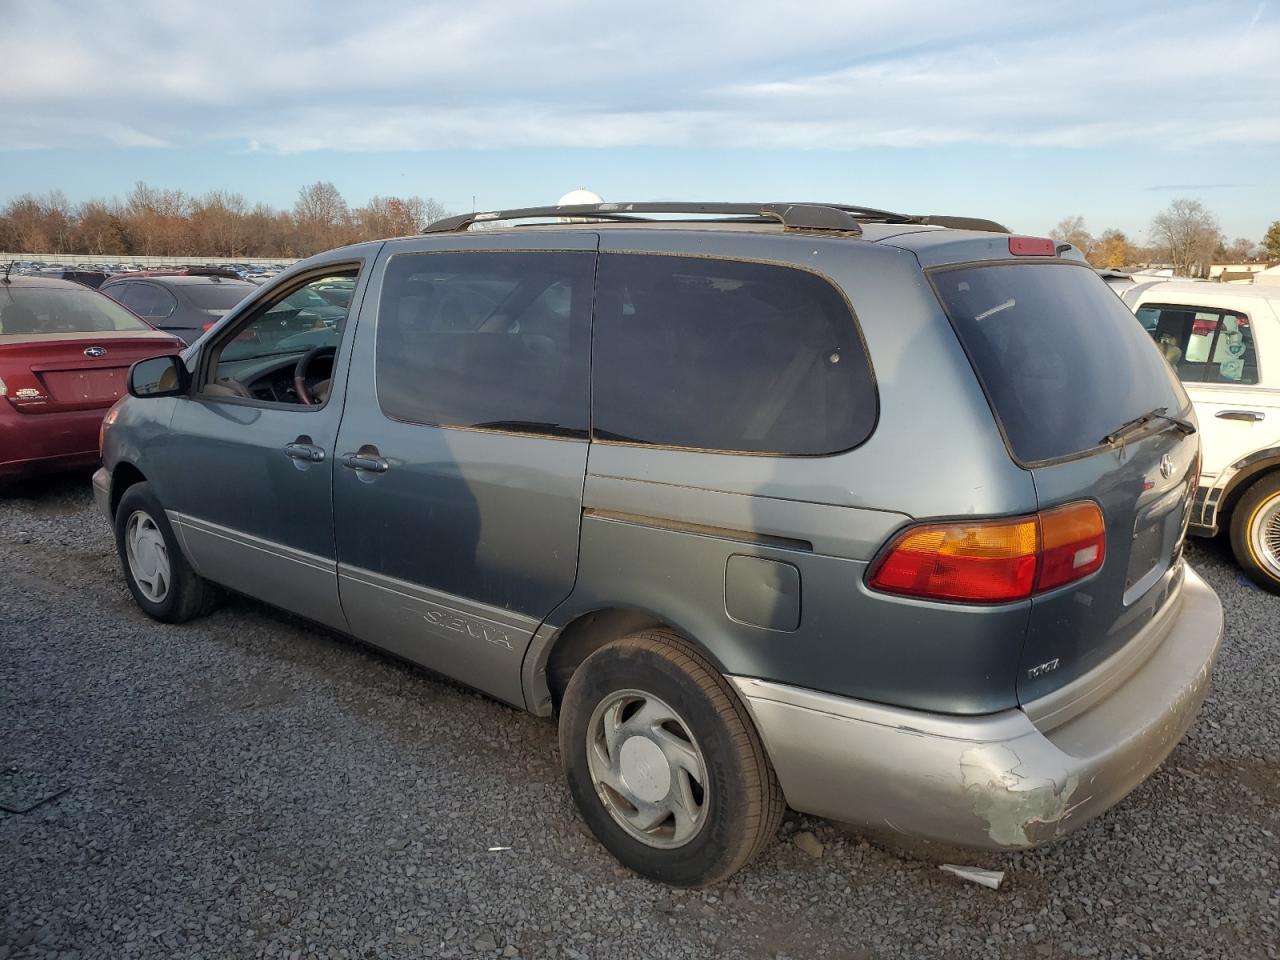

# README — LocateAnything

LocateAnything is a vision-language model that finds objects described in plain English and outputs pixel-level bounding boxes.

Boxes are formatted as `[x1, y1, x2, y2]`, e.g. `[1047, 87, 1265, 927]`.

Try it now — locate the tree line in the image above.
[0, 181, 452, 259]
[4, 185, 1278, 273]
[1052, 199, 1280, 277]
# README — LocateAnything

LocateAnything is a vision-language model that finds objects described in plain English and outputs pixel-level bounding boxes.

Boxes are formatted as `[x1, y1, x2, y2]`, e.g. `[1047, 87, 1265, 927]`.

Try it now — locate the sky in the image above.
[0, 0, 1276, 243]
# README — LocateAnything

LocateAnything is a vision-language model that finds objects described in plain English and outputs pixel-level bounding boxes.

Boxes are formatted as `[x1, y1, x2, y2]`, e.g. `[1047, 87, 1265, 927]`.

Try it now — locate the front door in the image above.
[332, 233, 598, 706]
[163, 258, 374, 631]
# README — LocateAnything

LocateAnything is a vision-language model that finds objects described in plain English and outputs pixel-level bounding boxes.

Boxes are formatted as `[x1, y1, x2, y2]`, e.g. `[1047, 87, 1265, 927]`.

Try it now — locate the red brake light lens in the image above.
[869, 501, 1105, 604]
[868, 517, 1039, 603]
[1008, 236, 1057, 257]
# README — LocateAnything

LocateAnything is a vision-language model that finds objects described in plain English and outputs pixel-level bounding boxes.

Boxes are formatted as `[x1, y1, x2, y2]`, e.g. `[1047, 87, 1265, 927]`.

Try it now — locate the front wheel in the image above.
[558, 629, 784, 886]
[1230, 473, 1280, 594]
[114, 481, 219, 622]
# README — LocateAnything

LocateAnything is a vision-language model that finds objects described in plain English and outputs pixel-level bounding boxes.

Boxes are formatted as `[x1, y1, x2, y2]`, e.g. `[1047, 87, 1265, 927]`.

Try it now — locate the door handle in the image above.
[283, 442, 326, 463]
[1215, 409, 1266, 422]
[339, 451, 390, 473]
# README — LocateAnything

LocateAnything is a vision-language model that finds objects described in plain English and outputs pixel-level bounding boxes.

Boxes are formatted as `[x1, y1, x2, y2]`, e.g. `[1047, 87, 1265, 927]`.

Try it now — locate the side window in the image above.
[592, 254, 876, 455]
[102, 281, 133, 307]
[375, 251, 594, 437]
[1140, 303, 1258, 385]
[127, 283, 176, 320]
[204, 269, 359, 404]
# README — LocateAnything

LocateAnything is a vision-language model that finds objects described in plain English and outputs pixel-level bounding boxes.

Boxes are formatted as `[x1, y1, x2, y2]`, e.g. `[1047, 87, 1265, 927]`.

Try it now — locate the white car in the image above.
[1124, 281, 1280, 591]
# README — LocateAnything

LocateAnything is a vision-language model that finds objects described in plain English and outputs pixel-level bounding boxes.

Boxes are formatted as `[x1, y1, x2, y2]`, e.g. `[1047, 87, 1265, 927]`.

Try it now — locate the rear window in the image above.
[933, 263, 1184, 464]
[183, 281, 255, 311]
[0, 286, 151, 336]
[592, 254, 876, 455]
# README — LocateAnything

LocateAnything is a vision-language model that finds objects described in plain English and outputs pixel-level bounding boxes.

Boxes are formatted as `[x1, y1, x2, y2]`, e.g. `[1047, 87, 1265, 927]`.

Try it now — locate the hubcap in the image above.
[1249, 494, 1280, 580]
[125, 510, 170, 604]
[585, 689, 709, 849]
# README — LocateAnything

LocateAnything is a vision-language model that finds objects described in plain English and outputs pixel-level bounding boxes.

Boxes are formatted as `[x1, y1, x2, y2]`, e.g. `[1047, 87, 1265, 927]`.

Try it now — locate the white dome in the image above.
[557, 189, 602, 207]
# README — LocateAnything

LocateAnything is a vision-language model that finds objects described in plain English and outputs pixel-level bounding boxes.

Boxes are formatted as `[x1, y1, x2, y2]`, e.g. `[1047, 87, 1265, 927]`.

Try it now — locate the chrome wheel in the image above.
[125, 510, 170, 604]
[585, 689, 709, 849]
[1248, 493, 1280, 580]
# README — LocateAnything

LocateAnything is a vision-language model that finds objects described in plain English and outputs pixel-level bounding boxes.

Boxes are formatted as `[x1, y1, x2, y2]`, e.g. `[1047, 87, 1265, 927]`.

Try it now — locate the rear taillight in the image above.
[869, 501, 1105, 604]
[202, 321, 216, 332]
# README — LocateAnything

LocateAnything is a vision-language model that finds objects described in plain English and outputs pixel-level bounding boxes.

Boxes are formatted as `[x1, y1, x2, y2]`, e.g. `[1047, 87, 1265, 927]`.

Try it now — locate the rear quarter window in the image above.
[592, 254, 876, 455]
[933, 262, 1185, 465]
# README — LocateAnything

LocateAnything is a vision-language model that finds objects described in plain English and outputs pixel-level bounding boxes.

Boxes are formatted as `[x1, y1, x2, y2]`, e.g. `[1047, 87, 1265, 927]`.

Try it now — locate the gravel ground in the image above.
[2, 473, 1277, 960]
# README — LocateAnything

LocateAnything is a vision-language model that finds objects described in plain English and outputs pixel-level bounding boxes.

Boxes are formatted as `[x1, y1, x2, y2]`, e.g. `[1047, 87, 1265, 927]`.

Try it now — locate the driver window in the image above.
[201, 269, 359, 406]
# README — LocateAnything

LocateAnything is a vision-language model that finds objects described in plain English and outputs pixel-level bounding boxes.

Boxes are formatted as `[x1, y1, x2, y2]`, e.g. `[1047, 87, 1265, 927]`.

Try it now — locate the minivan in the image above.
[95, 201, 1224, 886]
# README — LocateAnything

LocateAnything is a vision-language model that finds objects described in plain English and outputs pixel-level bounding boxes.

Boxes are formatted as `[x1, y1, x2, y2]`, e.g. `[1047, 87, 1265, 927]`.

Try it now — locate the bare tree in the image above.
[1050, 216, 1095, 258]
[0, 183, 454, 257]
[1150, 199, 1222, 277]
[293, 181, 351, 254]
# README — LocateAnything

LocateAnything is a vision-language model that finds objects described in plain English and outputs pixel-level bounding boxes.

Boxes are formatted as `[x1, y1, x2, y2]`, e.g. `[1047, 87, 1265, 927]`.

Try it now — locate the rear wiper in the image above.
[1100, 407, 1196, 446]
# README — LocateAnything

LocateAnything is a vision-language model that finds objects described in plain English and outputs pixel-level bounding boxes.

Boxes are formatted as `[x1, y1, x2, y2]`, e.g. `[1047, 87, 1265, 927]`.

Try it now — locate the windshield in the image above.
[0, 285, 152, 336]
[183, 281, 255, 311]
[933, 262, 1186, 464]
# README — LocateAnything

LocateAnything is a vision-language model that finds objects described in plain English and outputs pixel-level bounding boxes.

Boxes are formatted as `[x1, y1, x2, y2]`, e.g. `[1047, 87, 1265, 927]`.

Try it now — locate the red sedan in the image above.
[1, 274, 185, 480]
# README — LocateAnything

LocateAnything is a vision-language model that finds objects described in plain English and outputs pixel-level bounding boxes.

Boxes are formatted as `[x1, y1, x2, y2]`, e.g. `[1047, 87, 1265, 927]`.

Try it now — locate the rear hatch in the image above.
[933, 261, 1198, 704]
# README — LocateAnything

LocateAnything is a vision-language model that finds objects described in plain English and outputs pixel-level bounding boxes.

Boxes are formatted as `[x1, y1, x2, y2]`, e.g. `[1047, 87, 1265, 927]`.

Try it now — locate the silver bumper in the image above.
[730, 563, 1223, 850]
[92, 467, 113, 524]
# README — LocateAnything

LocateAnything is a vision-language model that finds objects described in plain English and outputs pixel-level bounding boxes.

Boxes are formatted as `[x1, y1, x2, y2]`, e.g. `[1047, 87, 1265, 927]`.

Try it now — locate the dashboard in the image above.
[217, 352, 334, 405]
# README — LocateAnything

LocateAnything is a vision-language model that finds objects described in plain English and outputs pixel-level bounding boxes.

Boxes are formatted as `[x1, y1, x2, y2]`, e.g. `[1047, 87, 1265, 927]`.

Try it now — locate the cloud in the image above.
[1143, 184, 1244, 191]
[0, 0, 1276, 153]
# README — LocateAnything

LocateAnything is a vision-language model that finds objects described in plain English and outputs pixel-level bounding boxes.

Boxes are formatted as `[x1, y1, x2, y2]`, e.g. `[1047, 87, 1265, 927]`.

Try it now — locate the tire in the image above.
[114, 481, 219, 622]
[1230, 473, 1280, 594]
[558, 629, 785, 886]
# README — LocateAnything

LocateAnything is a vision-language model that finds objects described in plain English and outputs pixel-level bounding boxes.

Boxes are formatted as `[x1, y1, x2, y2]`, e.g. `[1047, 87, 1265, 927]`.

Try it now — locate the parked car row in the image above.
[81, 201, 1230, 887]
[6, 260, 294, 286]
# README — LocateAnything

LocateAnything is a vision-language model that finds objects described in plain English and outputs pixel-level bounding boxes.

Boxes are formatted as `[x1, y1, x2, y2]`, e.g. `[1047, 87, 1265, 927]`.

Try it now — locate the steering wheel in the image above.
[293, 345, 337, 405]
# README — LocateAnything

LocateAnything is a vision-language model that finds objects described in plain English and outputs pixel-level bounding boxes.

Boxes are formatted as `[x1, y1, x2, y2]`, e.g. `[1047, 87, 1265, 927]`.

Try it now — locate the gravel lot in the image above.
[2, 473, 1278, 960]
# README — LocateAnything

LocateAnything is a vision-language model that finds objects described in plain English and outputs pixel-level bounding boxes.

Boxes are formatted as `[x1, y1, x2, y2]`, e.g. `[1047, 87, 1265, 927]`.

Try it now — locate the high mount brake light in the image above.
[868, 501, 1105, 604]
[1008, 236, 1057, 257]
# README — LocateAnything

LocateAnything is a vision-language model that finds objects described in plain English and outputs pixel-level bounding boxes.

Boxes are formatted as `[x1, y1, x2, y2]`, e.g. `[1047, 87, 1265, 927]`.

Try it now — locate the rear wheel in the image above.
[1230, 474, 1280, 594]
[558, 629, 784, 886]
[114, 481, 219, 622]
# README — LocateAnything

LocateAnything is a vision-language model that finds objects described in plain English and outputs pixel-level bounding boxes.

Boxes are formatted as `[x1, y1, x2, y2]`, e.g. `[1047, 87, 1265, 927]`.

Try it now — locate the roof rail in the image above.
[425, 202, 866, 235]
[422, 202, 1012, 236]
[913, 215, 1011, 233]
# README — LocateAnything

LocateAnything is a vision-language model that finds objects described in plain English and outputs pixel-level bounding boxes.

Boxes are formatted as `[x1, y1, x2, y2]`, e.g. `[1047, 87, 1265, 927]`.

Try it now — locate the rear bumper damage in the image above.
[730, 562, 1223, 849]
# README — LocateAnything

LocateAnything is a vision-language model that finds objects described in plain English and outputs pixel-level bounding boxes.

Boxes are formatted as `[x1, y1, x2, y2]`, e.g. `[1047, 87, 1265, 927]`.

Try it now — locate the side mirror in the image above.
[128, 354, 190, 398]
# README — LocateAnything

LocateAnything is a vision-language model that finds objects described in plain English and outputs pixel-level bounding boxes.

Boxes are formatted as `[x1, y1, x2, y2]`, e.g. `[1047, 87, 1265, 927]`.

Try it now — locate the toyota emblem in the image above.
[84, 346, 107, 358]
[1159, 454, 1175, 480]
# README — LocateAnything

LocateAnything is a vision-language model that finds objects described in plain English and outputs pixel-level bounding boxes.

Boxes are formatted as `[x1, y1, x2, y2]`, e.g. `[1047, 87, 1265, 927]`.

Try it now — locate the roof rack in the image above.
[423, 202, 1011, 236]
[426, 202, 868, 235]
